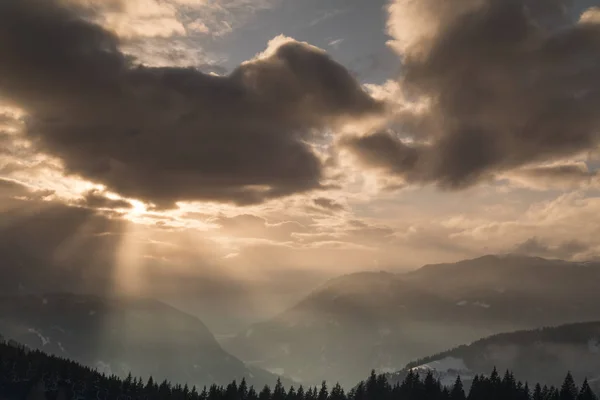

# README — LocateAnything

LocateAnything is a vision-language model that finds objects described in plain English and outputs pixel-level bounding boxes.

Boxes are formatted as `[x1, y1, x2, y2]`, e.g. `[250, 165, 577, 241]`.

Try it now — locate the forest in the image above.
[0, 338, 598, 400]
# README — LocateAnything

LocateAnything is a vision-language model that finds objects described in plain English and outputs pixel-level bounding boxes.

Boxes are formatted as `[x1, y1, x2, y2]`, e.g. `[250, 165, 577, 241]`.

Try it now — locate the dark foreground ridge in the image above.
[1, 335, 598, 400]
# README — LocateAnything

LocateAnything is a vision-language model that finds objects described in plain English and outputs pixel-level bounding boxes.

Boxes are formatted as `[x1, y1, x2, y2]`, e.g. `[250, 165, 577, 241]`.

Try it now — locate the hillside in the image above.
[224, 255, 600, 386]
[389, 321, 600, 389]
[0, 294, 283, 389]
[0, 334, 595, 400]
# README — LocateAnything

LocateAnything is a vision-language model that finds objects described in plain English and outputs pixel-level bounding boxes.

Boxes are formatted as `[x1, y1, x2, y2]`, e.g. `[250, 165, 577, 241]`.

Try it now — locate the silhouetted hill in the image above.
[388, 321, 600, 390]
[0, 294, 285, 389]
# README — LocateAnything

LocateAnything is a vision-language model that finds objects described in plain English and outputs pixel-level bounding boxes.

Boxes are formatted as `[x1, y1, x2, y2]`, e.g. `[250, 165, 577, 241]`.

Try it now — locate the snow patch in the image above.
[473, 301, 491, 308]
[28, 328, 50, 346]
[89, 310, 96, 316]
[245, 328, 253, 337]
[412, 356, 468, 373]
[456, 300, 468, 306]
[411, 357, 472, 386]
[267, 367, 285, 376]
[42, 298, 48, 305]
[58, 342, 66, 353]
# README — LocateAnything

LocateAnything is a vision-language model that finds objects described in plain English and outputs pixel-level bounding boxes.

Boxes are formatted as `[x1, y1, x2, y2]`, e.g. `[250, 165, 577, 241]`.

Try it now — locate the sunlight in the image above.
[113, 220, 147, 296]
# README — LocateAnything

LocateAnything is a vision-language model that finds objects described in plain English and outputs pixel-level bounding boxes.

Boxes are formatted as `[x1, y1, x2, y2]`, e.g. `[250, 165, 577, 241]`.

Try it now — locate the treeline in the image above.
[405, 321, 600, 370]
[1, 337, 599, 400]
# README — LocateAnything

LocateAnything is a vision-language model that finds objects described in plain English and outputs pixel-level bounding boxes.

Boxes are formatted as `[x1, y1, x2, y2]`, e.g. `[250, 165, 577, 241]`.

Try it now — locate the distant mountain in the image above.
[0, 293, 285, 389]
[224, 255, 600, 387]
[388, 321, 600, 390]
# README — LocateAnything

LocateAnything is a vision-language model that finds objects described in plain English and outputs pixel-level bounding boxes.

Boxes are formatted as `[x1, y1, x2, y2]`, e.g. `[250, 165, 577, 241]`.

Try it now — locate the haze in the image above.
[1, 0, 599, 346]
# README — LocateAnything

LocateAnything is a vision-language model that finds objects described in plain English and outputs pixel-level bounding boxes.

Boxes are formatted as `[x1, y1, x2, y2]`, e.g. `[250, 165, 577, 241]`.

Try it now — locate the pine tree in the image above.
[239, 378, 249, 400]
[577, 379, 597, 400]
[560, 372, 579, 400]
[351, 381, 366, 400]
[468, 375, 482, 400]
[317, 381, 329, 400]
[288, 385, 297, 400]
[248, 387, 259, 400]
[259, 385, 272, 400]
[226, 380, 241, 400]
[330, 383, 346, 400]
[450, 376, 466, 400]
[274, 378, 287, 400]
[441, 386, 451, 400]
[423, 371, 441, 400]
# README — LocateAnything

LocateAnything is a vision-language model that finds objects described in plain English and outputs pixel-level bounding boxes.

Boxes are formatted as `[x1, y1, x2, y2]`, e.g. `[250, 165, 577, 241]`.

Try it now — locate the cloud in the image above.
[345, 0, 600, 190]
[0, 0, 381, 208]
[313, 197, 346, 212]
[503, 161, 598, 190]
[76, 189, 133, 210]
[0, 178, 55, 203]
[514, 237, 590, 260]
[67, 0, 276, 40]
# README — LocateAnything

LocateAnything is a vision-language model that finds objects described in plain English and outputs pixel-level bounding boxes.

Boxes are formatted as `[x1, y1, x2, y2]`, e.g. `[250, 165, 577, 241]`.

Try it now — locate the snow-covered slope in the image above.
[410, 357, 474, 386]
[388, 321, 600, 388]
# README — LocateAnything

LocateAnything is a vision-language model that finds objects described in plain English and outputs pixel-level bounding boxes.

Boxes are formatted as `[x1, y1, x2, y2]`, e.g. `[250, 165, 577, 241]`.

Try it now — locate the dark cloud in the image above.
[0, 0, 381, 208]
[313, 197, 346, 212]
[76, 189, 133, 210]
[514, 237, 590, 260]
[0, 178, 55, 202]
[347, 0, 600, 189]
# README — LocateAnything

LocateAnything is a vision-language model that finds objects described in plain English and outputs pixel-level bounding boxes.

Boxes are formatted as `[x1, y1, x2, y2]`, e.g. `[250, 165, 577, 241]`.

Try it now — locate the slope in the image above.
[224, 255, 600, 387]
[0, 293, 283, 389]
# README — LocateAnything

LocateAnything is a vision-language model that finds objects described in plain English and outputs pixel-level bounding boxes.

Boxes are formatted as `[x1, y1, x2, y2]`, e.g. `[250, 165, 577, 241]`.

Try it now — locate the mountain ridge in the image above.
[225, 255, 600, 387]
[0, 293, 288, 389]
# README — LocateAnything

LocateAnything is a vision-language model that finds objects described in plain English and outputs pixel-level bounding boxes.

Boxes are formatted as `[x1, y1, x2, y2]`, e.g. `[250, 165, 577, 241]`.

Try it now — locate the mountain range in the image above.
[223, 255, 600, 386]
[2, 254, 600, 389]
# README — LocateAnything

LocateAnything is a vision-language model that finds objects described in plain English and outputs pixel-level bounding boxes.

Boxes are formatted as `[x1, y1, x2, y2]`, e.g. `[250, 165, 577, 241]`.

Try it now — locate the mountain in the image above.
[224, 255, 600, 387]
[388, 321, 600, 389]
[0, 293, 285, 389]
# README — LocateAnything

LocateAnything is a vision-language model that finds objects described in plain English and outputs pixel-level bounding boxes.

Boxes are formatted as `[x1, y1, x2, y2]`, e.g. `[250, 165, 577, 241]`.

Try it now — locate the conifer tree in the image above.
[274, 378, 287, 400]
[247, 386, 259, 400]
[450, 376, 466, 400]
[560, 372, 579, 400]
[239, 378, 249, 400]
[317, 381, 329, 400]
[288, 385, 297, 400]
[351, 381, 366, 400]
[441, 386, 451, 400]
[577, 379, 598, 400]
[468, 375, 482, 400]
[330, 383, 345, 400]
[259, 385, 272, 400]
[423, 371, 441, 400]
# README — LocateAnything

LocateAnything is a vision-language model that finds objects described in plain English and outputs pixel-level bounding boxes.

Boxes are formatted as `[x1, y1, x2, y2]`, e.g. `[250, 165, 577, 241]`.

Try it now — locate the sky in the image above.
[0, 0, 599, 331]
